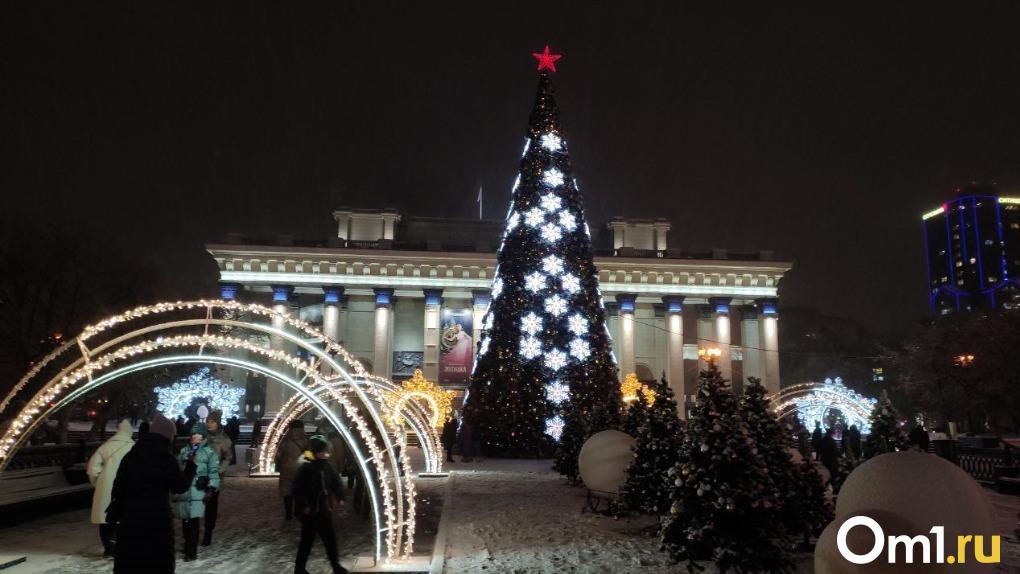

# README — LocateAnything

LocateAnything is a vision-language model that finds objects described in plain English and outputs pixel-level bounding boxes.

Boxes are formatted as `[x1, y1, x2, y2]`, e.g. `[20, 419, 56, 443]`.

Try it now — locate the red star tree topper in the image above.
[532, 45, 562, 72]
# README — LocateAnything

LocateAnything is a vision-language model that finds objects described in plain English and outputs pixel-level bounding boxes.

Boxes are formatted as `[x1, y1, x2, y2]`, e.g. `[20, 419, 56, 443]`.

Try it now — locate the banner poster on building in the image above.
[439, 308, 473, 385]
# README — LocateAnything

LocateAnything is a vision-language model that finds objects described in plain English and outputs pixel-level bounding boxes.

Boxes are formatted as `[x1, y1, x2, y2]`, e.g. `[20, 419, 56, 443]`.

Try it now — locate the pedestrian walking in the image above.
[172, 422, 220, 561]
[276, 419, 307, 520]
[292, 435, 348, 574]
[441, 412, 458, 463]
[225, 415, 241, 464]
[87, 419, 135, 556]
[109, 414, 195, 574]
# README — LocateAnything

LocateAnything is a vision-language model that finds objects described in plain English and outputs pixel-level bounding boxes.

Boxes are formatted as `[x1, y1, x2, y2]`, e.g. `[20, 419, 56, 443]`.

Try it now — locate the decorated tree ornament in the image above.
[463, 51, 620, 460]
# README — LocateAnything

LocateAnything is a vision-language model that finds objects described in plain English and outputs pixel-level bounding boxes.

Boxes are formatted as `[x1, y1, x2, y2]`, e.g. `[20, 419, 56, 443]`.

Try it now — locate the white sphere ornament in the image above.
[578, 429, 636, 495]
[814, 451, 997, 574]
[196, 405, 209, 421]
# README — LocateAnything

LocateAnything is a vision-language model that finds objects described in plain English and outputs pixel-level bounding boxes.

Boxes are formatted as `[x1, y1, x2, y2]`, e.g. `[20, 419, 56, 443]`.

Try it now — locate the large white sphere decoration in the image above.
[578, 430, 636, 495]
[196, 405, 209, 421]
[814, 451, 997, 574]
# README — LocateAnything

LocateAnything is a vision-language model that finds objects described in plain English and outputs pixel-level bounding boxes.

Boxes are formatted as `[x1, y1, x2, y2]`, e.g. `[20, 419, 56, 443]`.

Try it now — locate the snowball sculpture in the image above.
[578, 429, 635, 495]
[814, 451, 998, 574]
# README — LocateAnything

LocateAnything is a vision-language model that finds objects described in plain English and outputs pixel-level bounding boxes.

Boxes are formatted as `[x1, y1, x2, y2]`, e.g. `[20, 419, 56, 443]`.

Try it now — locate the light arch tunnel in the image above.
[767, 381, 877, 434]
[0, 300, 440, 563]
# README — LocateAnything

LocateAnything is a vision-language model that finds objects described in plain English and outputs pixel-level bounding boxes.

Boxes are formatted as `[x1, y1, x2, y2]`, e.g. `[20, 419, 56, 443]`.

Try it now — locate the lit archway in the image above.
[768, 378, 877, 434]
[0, 300, 418, 562]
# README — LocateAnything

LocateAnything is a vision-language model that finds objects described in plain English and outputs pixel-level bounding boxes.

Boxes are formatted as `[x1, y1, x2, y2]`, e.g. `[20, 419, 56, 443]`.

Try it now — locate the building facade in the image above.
[208, 208, 791, 418]
[922, 185, 1020, 314]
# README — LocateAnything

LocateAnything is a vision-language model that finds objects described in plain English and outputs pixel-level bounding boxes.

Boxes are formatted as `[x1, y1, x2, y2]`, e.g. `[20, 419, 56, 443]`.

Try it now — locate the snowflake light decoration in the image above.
[567, 313, 588, 336]
[520, 337, 542, 360]
[558, 210, 577, 231]
[524, 207, 546, 228]
[544, 295, 568, 317]
[155, 367, 245, 420]
[540, 132, 562, 151]
[524, 272, 547, 293]
[545, 415, 566, 441]
[542, 168, 565, 188]
[542, 255, 564, 276]
[544, 348, 567, 371]
[560, 273, 580, 294]
[540, 223, 562, 243]
[491, 277, 504, 299]
[546, 381, 570, 405]
[540, 193, 562, 212]
[506, 211, 520, 232]
[521, 312, 543, 335]
[569, 338, 591, 361]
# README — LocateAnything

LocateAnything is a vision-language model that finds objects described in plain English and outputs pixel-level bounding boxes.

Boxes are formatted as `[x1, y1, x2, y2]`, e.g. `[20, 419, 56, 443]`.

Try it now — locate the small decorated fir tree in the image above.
[662, 365, 789, 573]
[737, 378, 833, 546]
[862, 391, 909, 458]
[622, 375, 684, 515]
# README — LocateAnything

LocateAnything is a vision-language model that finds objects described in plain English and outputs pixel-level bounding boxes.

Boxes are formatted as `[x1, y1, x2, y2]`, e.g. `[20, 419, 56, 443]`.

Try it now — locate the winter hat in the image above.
[149, 414, 176, 441]
[190, 422, 209, 438]
[207, 410, 223, 424]
[308, 434, 329, 454]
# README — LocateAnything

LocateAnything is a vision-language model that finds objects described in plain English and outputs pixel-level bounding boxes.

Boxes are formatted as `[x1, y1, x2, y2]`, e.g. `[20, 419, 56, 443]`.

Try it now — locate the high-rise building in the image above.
[922, 184, 1020, 314]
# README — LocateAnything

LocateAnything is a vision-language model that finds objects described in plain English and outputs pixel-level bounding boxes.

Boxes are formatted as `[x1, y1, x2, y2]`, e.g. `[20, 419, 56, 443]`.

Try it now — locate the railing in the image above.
[4, 443, 98, 471]
[934, 440, 1019, 482]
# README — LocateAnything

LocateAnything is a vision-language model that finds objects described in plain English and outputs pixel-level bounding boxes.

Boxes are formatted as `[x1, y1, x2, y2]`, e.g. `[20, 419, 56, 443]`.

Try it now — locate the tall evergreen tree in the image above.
[662, 365, 789, 573]
[738, 378, 833, 546]
[623, 376, 684, 515]
[464, 47, 620, 459]
[862, 391, 909, 458]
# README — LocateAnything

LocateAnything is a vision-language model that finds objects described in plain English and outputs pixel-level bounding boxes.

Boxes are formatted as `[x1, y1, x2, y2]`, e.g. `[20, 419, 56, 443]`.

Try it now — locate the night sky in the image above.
[5, 3, 1020, 334]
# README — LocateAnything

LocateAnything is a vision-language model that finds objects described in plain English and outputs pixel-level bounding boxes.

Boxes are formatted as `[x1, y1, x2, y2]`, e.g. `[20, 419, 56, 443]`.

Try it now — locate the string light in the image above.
[540, 193, 563, 212]
[524, 207, 546, 227]
[545, 415, 565, 441]
[506, 211, 520, 232]
[542, 255, 564, 276]
[544, 348, 567, 371]
[543, 168, 565, 188]
[154, 367, 245, 419]
[524, 272, 547, 293]
[521, 312, 543, 336]
[491, 278, 504, 299]
[545, 381, 570, 405]
[567, 313, 588, 336]
[558, 210, 577, 231]
[540, 132, 561, 151]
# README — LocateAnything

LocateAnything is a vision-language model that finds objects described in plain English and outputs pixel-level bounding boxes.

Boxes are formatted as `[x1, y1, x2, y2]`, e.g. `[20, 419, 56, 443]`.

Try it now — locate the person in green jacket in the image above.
[173, 422, 220, 561]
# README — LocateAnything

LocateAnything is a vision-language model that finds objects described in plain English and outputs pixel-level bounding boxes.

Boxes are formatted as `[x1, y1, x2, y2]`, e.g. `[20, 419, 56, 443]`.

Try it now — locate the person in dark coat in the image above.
[846, 424, 862, 460]
[818, 428, 840, 480]
[458, 419, 475, 462]
[441, 412, 458, 463]
[276, 419, 307, 520]
[225, 416, 241, 464]
[909, 424, 930, 452]
[293, 435, 347, 574]
[110, 414, 195, 574]
[810, 421, 823, 459]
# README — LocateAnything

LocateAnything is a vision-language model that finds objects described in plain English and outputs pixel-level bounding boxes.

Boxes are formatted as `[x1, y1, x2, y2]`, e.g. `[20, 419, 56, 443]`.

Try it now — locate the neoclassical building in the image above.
[208, 208, 791, 418]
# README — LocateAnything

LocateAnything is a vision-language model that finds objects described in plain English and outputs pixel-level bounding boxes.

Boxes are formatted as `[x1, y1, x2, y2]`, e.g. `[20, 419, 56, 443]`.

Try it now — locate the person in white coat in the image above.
[87, 418, 135, 556]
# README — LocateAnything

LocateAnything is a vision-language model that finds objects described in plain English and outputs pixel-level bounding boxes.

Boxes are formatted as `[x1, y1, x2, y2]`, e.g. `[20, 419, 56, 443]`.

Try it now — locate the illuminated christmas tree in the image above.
[862, 391, 909, 458]
[464, 47, 621, 460]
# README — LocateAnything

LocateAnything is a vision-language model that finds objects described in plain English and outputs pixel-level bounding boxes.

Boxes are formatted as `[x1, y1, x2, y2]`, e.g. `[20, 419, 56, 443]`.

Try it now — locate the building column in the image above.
[709, 297, 733, 382]
[266, 285, 294, 417]
[662, 296, 686, 418]
[616, 294, 637, 381]
[322, 286, 344, 375]
[756, 298, 781, 394]
[423, 289, 443, 382]
[373, 288, 394, 380]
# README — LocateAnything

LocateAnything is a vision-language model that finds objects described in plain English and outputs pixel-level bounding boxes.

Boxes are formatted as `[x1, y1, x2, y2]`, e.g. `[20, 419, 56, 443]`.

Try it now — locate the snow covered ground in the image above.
[438, 458, 812, 574]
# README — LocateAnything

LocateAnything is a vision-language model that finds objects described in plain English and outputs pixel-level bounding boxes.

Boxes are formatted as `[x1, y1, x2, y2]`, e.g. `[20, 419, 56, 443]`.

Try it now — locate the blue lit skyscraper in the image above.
[922, 184, 1020, 314]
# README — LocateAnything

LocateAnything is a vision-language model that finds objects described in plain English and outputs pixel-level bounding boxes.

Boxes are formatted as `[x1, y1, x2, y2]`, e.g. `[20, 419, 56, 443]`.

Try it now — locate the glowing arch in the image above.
[0, 300, 418, 562]
[768, 379, 877, 434]
[258, 374, 445, 476]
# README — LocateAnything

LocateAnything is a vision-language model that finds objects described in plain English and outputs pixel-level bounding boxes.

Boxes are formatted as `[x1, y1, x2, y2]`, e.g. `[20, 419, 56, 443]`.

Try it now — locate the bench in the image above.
[0, 466, 92, 507]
